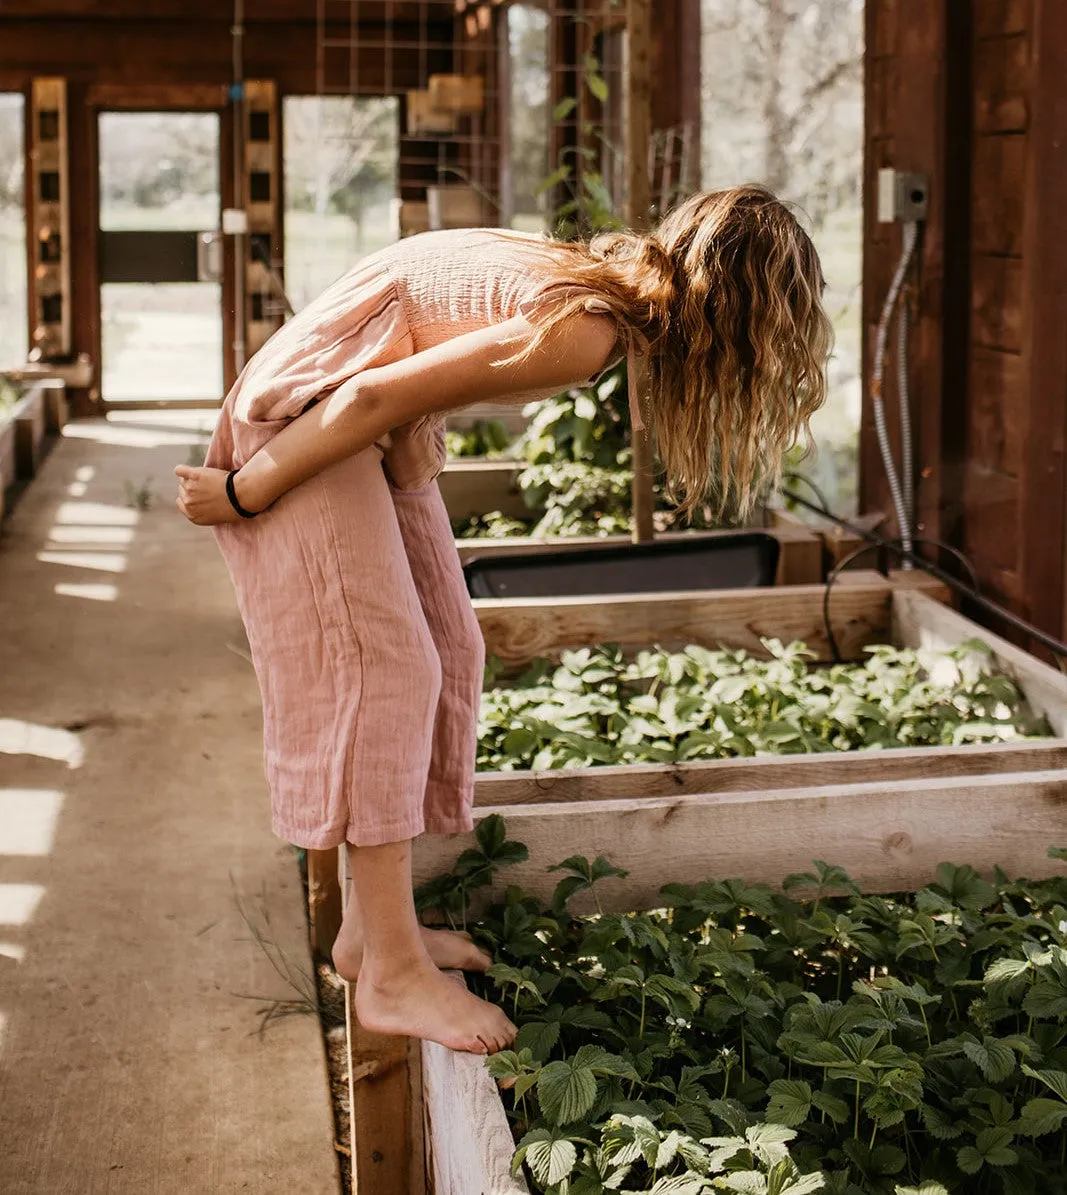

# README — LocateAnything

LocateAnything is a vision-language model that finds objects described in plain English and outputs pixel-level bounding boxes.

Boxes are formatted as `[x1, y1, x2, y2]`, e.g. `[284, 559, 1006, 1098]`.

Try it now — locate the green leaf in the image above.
[765, 1080, 813, 1128]
[894, 1185, 949, 1195]
[585, 73, 609, 103]
[956, 1126, 1017, 1174]
[1021, 1063, 1067, 1102]
[514, 1126, 578, 1186]
[515, 1019, 561, 1062]
[811, 1090, 850, 1125]
[538, 1056, 599, 1125]
[475, 813, 506, 857]
[963, 1036, 1017, 1083]
[1016, 1097, 1067, 1137]
[552, 97, 578, 122]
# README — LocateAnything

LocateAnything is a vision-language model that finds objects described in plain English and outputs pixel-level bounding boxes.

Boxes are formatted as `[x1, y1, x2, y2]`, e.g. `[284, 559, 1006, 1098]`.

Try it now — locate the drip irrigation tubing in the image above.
[777, 474, 1067, 662]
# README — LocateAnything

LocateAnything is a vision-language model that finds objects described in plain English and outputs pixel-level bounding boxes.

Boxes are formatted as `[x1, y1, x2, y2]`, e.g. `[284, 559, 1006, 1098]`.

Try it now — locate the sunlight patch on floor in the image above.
[0, 885, 46, 926]
[0, 791, 64, 857]
[0, 721, 83, 768]
[54, 582, 119, 602]
[46, 525, 135, 547]
[37, 551, 129, 574]
[53, 502, 139, 528]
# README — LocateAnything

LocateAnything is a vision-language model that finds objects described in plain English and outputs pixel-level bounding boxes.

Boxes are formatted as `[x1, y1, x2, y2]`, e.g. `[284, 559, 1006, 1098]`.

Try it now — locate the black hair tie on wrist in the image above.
[225, 470, 259, 519]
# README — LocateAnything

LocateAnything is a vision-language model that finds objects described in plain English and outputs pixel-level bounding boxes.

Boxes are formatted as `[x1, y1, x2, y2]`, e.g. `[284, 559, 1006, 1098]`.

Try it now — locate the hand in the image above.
[174, 465, 243, 526]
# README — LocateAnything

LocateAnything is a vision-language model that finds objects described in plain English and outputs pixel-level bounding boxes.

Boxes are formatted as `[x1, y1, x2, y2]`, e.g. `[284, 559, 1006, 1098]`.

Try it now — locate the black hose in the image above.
[778, 476, 1067, 660]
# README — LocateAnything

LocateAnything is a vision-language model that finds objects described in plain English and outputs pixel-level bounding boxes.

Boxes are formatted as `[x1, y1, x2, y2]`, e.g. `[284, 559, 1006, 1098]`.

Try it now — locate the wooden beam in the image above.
[422, 974, 529, 1195]
[473, 739, 1067, 807]
[1022, 0, 1067, 643]
[475, 571, 897, 667]
[625, 0, 655, 546]
[413, 769, 1067, 913]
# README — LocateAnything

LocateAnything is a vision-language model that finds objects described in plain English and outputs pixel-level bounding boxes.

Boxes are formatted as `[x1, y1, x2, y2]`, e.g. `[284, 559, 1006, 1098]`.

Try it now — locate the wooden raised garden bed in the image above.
[0, 380, 67, 523]
[337, 572, 1067, 1194]
[439, 458, 867, 587]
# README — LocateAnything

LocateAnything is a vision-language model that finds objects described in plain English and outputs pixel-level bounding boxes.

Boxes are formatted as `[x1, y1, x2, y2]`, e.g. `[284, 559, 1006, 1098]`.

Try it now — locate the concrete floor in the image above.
[0, 413, 340, 1194]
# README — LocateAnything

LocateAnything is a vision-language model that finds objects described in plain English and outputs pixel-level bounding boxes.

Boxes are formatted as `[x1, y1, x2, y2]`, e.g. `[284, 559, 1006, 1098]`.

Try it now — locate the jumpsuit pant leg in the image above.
[389, 479, 485, 836]
[215, 448, 454, 849]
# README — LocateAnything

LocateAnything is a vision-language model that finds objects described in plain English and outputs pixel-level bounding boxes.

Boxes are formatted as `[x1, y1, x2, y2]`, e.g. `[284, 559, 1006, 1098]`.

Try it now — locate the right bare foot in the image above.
[332, 925, 491, 982]
[355, 962, 518, 1054]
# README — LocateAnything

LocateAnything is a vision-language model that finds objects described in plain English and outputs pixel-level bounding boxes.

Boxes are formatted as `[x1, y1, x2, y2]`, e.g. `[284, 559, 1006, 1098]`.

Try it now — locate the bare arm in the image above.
[175, 310, 617, 525]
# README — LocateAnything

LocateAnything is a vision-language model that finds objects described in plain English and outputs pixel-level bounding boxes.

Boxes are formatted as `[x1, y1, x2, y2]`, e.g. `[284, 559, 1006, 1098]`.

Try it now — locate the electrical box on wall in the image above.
[877, 168, 929, 223]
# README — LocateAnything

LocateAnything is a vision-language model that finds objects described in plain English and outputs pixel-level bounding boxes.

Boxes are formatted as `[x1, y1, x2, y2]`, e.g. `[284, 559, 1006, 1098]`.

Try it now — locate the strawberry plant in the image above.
[477, 639, 1048, 772]
[446, 417, 516, 459]
[450, 364, 739, 539]
[416, 821, 1067, 1195]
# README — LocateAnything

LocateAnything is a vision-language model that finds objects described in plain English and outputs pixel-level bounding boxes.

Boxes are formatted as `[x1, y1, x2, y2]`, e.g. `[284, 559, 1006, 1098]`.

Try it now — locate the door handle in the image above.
[197, 231, 223, 283]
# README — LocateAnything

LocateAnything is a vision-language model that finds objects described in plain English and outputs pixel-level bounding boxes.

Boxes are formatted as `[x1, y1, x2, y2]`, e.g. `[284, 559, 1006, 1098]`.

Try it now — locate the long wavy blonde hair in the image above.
[508, 185, 833, 518]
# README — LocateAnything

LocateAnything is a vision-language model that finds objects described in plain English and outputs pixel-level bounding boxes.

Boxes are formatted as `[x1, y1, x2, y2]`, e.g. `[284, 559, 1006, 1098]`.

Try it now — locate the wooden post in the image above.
[625, 0, 656, 544]
[306, 847, 343, 959]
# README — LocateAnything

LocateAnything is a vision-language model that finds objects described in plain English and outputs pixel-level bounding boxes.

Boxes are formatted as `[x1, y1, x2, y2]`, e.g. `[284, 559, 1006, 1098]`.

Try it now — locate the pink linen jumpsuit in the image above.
[204, 228, 627, 850]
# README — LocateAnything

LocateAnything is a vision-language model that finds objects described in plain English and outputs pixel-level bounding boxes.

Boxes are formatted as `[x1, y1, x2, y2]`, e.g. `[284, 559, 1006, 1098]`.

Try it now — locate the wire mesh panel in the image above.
[311, 0, 694, 237]
[316, 1, 504, 231]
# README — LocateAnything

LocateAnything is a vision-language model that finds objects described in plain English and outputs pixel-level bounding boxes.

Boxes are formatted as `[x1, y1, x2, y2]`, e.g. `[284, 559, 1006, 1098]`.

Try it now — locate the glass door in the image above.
[97, 111, 223, 404]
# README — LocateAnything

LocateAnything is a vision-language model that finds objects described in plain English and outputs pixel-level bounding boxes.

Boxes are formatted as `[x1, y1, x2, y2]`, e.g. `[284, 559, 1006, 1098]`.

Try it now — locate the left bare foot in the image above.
[332, 925, 491, 982]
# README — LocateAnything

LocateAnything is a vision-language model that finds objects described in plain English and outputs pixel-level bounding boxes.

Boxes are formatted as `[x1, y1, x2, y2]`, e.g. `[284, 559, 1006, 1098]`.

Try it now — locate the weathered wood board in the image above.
[473, 739, 1067, 807]
[440, 459, 528, 521]
[415, 769, 1067, 914]
[422, 975, 529, 1195]
[13, 384, 47, 479]
[474, 570, 926, 669]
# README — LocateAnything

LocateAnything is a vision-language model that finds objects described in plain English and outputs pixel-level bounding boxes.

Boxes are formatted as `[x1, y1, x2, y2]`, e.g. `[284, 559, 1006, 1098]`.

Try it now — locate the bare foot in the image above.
[332, 925, 492, 982]
[356, 962, 517, 1054]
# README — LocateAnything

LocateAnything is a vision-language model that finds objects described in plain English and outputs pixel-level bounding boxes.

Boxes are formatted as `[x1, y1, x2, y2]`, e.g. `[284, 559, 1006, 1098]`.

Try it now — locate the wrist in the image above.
[233, 466, 271, 515]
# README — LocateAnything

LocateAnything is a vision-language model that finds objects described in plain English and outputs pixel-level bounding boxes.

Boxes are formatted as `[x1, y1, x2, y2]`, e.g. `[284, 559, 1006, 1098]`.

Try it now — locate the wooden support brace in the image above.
[344, 986, 425, 1195]
[306, 847, 343, 959]
[40, 380, 68, 434]
[13, 387, 47, 480]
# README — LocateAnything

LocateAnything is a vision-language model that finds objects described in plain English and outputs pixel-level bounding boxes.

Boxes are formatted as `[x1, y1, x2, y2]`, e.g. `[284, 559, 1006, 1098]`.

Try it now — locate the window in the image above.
[0, 93, 27, 368]
[282, 95, 399, 312]
[505, 3, 550, 231]
[701, 0, 865, 513]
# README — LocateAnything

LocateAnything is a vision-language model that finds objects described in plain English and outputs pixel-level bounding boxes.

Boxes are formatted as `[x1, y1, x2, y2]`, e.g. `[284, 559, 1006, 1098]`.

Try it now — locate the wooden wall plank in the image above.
[0, 20, 443, 93]
[972, 134, 1026, 255]
[413, 770, 1067, 913]
[1021, 0, 1067, 642]
[975, 0, 1033, 39]
[971, 255, 1023, 352]
[968, 347, 1024, 476]
[974, 33, 1030, 132]
[961, 463, 1018, 571]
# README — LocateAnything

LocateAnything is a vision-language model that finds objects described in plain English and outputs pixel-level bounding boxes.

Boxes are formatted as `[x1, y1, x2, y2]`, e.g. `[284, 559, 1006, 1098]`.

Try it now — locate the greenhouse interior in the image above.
[1, 2, 1066, 1193]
